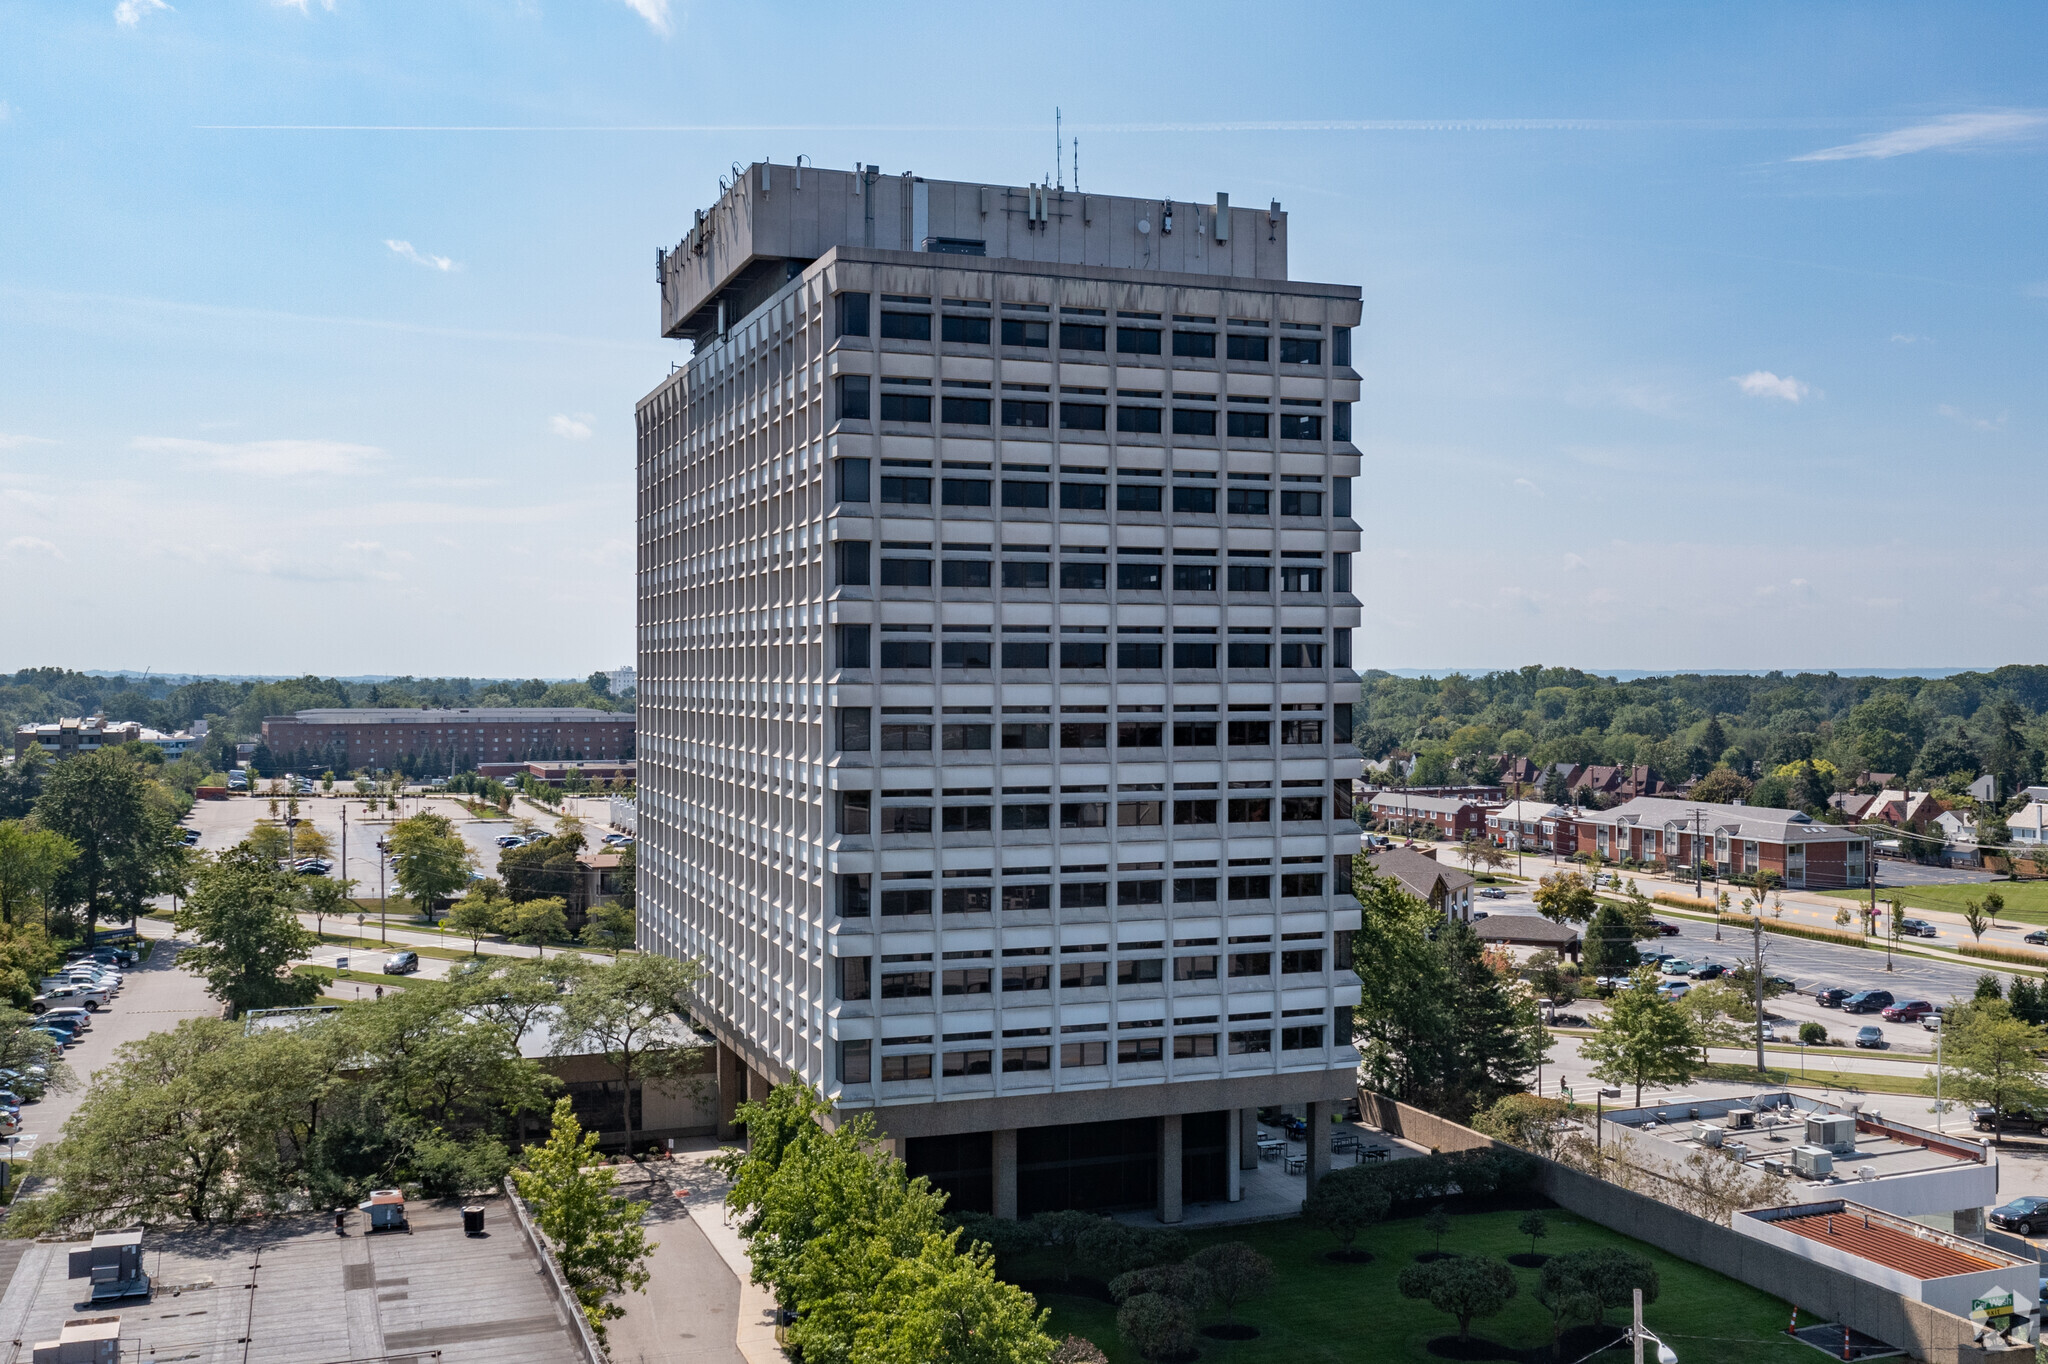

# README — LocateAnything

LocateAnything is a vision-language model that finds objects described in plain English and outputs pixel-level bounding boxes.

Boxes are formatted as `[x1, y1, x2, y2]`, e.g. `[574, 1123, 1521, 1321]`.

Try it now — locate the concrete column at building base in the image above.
[1305, 1099, 1334, 1195]
[1954, 1206, 1987, 1238]
[1238, 1106, 1259, 1171]
[994, 1129, 1018, 1221]
[1226, 1110, 1242, 1202]
[716, 1042, 744, 1141]
[1157, 1114, 1183, 1224]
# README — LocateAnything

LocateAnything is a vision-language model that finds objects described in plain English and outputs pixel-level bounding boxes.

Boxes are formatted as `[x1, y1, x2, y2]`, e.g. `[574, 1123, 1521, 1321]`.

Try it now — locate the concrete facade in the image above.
[637, 163, 1364, 1219]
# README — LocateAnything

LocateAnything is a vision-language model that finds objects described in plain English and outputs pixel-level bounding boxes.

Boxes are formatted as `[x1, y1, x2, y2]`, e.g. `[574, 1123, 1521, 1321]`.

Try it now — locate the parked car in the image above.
[1853, 1026, 1887, 1049]
[1658, 981, 1692, 1000]
[30, 1026, 77, 1048]
[383, 950, 420, 976]
[1843, 990, 1895, 1014]
[1648, 919, 1681, 937]
[1689, 963, 1726, 980]
[1899, 918, 1939, 939]
[36, 985, 107, 1011]
[1815, 987, 1851, 1008]
[1992, 1197, 2048, 1236]
[1661, 960, 1695, 977]
[180, 829, 201, 846]
[1882, 1000, 1936, 1022]
[1974, 1105, 2048, 1135]
[1479, 887, 1508, 900]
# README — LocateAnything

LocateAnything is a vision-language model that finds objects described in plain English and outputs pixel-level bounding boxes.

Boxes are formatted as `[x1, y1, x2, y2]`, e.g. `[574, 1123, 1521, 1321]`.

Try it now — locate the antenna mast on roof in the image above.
[1055, 107, 1063, 190]
[1073, 136, 1079, 192]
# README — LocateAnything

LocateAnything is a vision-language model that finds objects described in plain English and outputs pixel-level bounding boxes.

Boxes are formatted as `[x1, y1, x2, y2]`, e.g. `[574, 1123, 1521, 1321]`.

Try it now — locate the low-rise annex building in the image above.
[1565, 796, 1870, 889]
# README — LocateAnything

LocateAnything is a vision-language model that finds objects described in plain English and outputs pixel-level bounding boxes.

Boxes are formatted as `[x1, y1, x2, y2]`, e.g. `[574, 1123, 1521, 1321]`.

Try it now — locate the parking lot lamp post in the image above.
[1595, 1086, 1621, 1158]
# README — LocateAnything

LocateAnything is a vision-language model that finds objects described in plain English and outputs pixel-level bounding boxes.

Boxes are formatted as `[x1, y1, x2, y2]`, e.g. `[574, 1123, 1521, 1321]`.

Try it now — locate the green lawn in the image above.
[1024, 1208, 1813, 1363]
[1822, 880, 2048, 924]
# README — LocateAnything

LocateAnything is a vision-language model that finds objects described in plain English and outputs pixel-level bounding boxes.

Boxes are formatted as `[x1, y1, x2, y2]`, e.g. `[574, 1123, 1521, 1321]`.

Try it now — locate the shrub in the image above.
[1397, 1255, 1517, 1341]
[1082, 1220, 1187, 1279]
[1652, 892, 1713, 912]
[1108, 1262, 1211, 1312]
[1190, 1242, 1273, 1325]
[1959, 941, 2048, 968]
[1303, 1165, 1392, 1253]
[1052, 1337, 1108, 1364]
[1799, 1021, 1828, 1046]
[1116, 1292, 1195, 1360]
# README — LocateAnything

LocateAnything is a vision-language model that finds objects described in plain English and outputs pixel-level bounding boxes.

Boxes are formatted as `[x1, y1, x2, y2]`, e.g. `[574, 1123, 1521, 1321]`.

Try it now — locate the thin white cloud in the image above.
[1793, 112, 2048, 163]
[550, 414, 593, 440]
[272, 0, 336, 11]
[1890, 333, 1925, 344]
[405, 475, 499, 490]
[384, 239, 457, 272]
[130, 435, 383, 477]
[4, 537, 64, 561]
[0, 433, 56, 450]
[1733, 371, 1809, 403]
[1512, 477, 1542, 496]
[618, 0, 672, 34]
[1938, 404, 2005, 432]
[114, 0, 170, 26]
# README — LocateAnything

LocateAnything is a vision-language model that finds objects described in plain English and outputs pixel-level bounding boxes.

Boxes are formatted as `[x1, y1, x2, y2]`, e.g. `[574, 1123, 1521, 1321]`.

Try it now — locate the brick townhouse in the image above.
[1564, 796, 1869, 889]
[1366, 791, 1494, 839]
[259, 707, 636, 774]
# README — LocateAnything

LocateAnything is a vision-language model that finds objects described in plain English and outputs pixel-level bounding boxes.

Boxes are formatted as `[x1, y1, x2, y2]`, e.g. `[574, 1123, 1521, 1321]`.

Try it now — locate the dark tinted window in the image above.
[1001, 642, 1050, 669]
[836, 457, 870, 502]
[1172, 408, 1217, 436]
[1227, 643, 1270, 668]
[941, 806, 992, 833]
[941, 558, 991, 587]
[879, 639, 931, 668]
[1172, 642, 1216, 668]
[1060, 323, 1106, 351]
[1002, 883, 1052, 910]
[1172, 331, 1216, 358]
[1172, 563, 1216, 591]
[1226, 334, 1269, 361]
[838, 540, 870, 586]
[1117, 327, 1162, 355]
[942, 396, 991, 425]
[879, 475, 931, 503]
[943, 886, 992, 913]
[1117, 562, 1161, 590]
[942, 315, 990, 344]
[1118, 721, 1163, 747]
[1117, 642, 1162, 669]
[879, 392, 930, 423]
[1117, 482, 1162, 510]
[879, 724, 930, 750]
[941, 477, 990, 505]
[1001, 722, 1051, 749]
[1282, 490, 1322, 516]
[942, 723, 991, 750]
[1060, 481, 1107, 509]
[1172, 485, 1216, 513]
[1173, 721, 1217, 746]
[837, 292, 869, 337]
[1280, 413, 1322, 440]
[1228, 875, 1270, 900]
[1001, 400, 1050, 428]
[1060, 642, 1107, 670]
[878, 557, 930, 587]
[839, 625, 869, 669]
[1061, 882, 1108, 909]
[838, 374, 869, 420]
[1001, 480, 1050, 507]
[1060, 722, 1108, 748]
[881, 887, 933, 914]
[1116, 406, 1162, 434]
[1280, 336, 1321, 364]
[1060, 404, 1107, 431]
[1060, 561, 1106, 590]
[1227, 410, 1269, 439]
[1173, 799, 1216, 825]
[1002, 804, 1050, 831]
[1001, 318, 1049, 348]
[1227, 565, 1271, 591]
[1001, 560, 1049, 588]
[942, 640, 991, 669]
[880, 311, 931, 341]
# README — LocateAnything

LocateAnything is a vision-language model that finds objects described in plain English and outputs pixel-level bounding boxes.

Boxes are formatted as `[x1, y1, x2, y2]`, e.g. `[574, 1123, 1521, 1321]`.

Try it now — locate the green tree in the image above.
[554, 954, 707, 1155]
[1944, 999, 2048, 1115]
[445, 890, 505, 955]
[1556, 1246, 1659, 1327]
[855, 1232, 1057, 1364]
[1190, 1241, 1273, 1327]
[388, 812, 475, 914]
[17, 1017, 324, 1232]
[1471, 1094, 1571, 1157]
[0, 822, 76, 928]
[1519, 1211, 1548, 1257]
[579, 901, 635, 957]
[1532, 871, 1597, 925]
[1688, 765, 1752, 805]
[1302, 1165, 1391, 1256]
[1397, 1255, 1517, 1342]
[34, 749, 185, 942]
[506, 896, 568, 956]
[1424, 1203, 1453, 1254]
[1963, 897, 1991, 943]
[1582, 905, 1639, 976]
[299, 874, 356, 941]
[513, 1097, 654, 1344]
[244, 823, 292, 864]
[1580, 968, 1701, 1104]
[175, 847, 323, 1018]
[1115, 1293, 1194, 1361]
[1350, 866, 1548, 1118]
[459, 955, 586, 1049]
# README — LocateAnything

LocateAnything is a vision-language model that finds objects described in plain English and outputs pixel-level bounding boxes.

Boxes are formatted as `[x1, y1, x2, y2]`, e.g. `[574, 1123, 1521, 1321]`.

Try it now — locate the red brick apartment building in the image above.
[259, 707, 635, 774]
[1566, 796, 1869, 889]
[1365, 791, 1495, 839]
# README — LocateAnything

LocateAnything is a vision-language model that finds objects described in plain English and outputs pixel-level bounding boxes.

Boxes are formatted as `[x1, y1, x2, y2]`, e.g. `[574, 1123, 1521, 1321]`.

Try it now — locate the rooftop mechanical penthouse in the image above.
[635, 163, 1365, 1222]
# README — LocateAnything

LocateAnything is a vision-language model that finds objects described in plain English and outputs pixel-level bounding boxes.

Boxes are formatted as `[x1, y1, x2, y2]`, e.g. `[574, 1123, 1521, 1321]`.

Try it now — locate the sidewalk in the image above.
[615, 1141, 784, 1364]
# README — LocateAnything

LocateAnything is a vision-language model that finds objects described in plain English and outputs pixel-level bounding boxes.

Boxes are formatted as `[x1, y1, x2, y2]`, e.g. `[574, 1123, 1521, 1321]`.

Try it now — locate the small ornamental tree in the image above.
[1519, 1211, 1549, 1258]
[1303, 1165, 1392, 1257]
[1115, 1292, 1195, 1361]
[1424, 1203, 1453, 1255]
[1190, 1241, 1273, 1326]
[513, 1097, 654, 1344]
[1397, 1255, 1517, 1342]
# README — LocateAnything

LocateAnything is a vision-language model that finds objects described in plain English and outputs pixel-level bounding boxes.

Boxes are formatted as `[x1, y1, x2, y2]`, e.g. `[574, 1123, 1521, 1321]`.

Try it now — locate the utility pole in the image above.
[1694, 808, 1704, 896]
[1752, 911, 1768, 1075]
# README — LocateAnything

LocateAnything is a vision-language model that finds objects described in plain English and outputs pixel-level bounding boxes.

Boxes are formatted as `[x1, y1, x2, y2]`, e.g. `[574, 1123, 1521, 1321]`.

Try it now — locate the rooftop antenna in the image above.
[1055, 107, 1063, 190]
[1073, 136, 1079, 193]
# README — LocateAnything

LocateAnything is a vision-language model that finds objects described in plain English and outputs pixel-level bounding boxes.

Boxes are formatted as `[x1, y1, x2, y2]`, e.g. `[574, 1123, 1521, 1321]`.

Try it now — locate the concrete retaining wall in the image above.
[503, 1176, 609, 1364]
[1360, 1091, 2023, 1363]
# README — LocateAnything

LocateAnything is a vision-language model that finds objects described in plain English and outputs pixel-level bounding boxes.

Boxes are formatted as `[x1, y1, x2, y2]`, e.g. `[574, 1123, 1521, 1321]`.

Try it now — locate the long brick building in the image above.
[1565, 796, 1869, 889]
[258, 707, 635, 777]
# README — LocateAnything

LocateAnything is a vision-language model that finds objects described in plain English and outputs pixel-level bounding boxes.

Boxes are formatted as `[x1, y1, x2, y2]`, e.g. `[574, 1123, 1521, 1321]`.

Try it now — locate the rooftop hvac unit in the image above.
[1793, 1145, 1835, 1179]
[1805, 1114, 1857, 1153]
[1727, 1107, 1756, 1130]
[66, 1230, 148, 1303]
[29, 1316, 120, 1364]
[1695, 1124, 1723, 1147]
[1763, 1157, 1787, 1176]
[1728, 1141, 1752, 1162]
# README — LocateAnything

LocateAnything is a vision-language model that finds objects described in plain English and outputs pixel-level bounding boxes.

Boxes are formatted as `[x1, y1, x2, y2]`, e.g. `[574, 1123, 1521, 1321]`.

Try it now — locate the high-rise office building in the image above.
[636, 164, 1363, 1220]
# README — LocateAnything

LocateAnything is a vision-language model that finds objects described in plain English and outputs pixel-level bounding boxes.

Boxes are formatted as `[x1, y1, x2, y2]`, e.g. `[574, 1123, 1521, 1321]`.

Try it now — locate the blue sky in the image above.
[1, 2, 2042, 677]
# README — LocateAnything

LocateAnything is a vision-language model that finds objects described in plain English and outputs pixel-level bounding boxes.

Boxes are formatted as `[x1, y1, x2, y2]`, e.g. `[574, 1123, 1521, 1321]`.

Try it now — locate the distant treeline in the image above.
[0, 667, 634, 751]
[1357, 665, 2048, 801]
